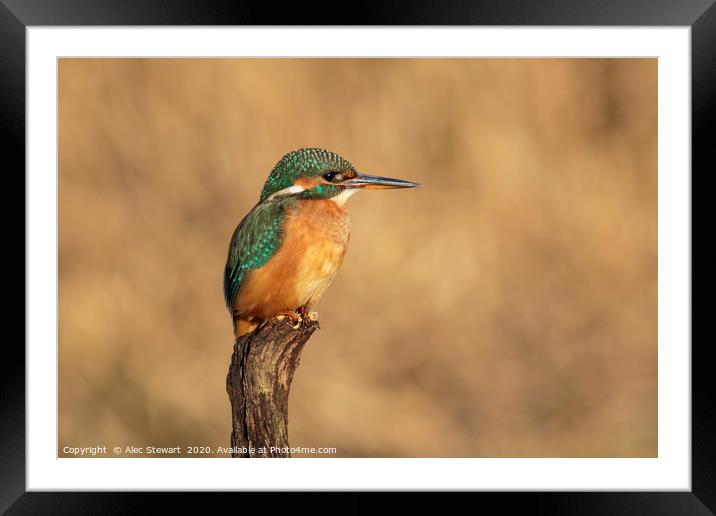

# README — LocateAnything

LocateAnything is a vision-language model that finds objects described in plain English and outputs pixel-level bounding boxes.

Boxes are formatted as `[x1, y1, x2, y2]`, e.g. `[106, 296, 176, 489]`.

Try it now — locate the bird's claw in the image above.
[275, 306, 317, 329]
[276, 310, 302, 328]
[297, 305, 310, 319]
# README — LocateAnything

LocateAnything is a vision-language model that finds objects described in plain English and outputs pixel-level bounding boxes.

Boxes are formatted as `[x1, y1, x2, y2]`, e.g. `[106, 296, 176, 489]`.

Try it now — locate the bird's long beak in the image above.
[342, 173, 421, 190]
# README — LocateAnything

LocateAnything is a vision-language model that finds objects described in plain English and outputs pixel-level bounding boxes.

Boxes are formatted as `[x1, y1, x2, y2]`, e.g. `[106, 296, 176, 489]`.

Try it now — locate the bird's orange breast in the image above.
[234, 199, 350, 323]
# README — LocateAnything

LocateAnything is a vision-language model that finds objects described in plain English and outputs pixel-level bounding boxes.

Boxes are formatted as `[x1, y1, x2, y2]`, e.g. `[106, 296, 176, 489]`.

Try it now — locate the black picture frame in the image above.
[3, 1, 710, 513]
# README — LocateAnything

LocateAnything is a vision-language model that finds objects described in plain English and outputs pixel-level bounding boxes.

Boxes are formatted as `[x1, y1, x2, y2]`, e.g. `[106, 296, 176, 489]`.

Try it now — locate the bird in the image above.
[224, 148, 419, 337]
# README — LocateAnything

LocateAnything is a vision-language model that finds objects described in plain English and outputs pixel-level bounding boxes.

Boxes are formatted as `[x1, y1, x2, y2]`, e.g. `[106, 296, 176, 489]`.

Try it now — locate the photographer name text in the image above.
[61, 445, 336, 456]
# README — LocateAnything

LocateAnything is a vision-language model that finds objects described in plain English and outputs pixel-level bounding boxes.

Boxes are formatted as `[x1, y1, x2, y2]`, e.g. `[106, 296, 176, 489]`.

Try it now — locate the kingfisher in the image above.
[224, 148, 419, 337]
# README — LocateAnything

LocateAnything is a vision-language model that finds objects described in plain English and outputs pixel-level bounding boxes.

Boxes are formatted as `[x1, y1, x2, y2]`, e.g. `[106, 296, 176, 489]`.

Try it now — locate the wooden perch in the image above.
[226, 314, 319, 458]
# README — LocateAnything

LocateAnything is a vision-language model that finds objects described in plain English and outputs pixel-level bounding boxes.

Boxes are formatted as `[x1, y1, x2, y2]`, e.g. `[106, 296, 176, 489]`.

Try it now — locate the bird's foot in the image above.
[297, 306, 320, 325]
[276, 310, 302, 329]
[275, 307, 318, 329]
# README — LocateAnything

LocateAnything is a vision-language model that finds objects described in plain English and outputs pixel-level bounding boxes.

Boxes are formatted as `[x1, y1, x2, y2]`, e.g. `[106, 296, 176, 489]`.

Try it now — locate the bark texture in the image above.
[226, 315, 319, 458]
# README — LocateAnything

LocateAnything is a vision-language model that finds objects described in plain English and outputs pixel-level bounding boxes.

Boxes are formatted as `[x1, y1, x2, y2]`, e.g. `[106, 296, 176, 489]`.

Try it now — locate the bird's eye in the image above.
[323, 171, 343, 183]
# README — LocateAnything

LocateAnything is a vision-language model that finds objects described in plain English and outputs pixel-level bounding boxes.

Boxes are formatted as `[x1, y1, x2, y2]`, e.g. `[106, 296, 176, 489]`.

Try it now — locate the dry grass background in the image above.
[58, 58, 657, 457]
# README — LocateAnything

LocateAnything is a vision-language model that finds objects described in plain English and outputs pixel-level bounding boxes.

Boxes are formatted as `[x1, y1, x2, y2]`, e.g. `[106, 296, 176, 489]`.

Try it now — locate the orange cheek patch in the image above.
[294, 176, 327, 188]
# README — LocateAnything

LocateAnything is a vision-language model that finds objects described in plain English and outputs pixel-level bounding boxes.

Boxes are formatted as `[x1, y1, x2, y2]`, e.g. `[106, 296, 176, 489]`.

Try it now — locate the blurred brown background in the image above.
[58, 58, 657, 458]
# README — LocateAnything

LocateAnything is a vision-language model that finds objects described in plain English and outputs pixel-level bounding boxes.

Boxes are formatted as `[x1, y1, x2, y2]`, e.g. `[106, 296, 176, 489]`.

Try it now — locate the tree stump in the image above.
[225, 314, 319, 458]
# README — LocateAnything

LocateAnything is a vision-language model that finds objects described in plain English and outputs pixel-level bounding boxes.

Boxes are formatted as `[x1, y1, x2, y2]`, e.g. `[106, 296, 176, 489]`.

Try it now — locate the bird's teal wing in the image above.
[223, 200, 288, 312]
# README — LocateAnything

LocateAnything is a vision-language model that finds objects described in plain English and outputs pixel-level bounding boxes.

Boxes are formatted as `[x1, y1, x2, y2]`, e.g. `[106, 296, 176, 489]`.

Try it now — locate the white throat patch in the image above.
[331, 188, 359, 206]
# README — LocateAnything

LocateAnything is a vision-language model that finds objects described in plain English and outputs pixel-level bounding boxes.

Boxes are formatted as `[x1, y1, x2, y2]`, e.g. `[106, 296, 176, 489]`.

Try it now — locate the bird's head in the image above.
[260, 148, 419, 203]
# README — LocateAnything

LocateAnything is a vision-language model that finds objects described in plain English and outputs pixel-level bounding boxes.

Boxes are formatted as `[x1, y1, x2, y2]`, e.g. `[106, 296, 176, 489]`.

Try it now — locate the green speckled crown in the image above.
[260, 148, 355, 201]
